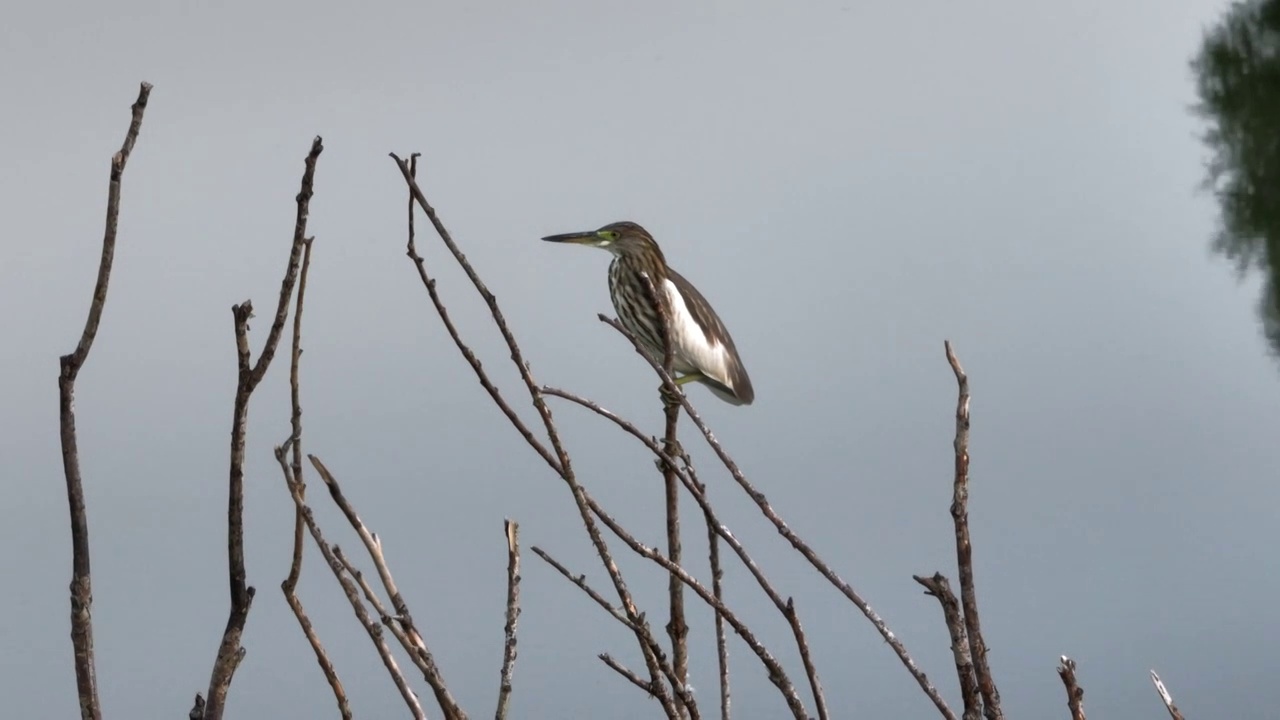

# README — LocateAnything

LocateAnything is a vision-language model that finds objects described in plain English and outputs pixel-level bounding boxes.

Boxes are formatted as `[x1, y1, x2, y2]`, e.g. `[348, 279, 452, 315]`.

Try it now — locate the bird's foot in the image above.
[659, 382, 684, 410]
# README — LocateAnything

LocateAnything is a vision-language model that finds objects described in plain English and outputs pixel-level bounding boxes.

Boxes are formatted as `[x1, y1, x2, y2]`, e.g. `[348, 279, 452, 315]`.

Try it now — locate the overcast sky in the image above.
[3, 0, 1276, 718]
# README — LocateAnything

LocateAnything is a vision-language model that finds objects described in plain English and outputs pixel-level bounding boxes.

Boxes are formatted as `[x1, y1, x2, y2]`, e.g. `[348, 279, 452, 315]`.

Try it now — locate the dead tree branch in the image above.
[638, 273, 689, 700]
[276, 446, 425, 719]
[601, 315, 957, 720]
[197, 135, 324, 720]
[944, 341, 1003, 720]
[274, 237, 350, 718]
[495, 520, 522, 720]
[58, 79, 152, 720]
[390, 152, 682, 719]
[308, 454, 466, 720]
[914, 573, 979, 720]
[1150, 671, 1186, 720]
[1056, 656, 1086, 720]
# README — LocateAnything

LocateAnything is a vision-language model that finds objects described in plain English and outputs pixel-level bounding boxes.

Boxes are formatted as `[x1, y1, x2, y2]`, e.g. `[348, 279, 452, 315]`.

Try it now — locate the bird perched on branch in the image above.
[542, 221, 754, 406]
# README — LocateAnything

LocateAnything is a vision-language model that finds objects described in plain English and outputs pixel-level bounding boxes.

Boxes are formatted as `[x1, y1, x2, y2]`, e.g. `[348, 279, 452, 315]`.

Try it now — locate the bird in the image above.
[541, 221, 754, 406]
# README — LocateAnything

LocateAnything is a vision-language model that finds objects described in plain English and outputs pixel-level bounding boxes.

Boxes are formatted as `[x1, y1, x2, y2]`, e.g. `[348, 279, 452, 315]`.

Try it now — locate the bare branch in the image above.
[530, 545, 697, 718]
[495, 520, 522, 720]
[393, 152, 570, 471]
[914, 573, 979, 720]
[308, 455, 466, 720]
[582, 491, 808, 719]
[601, 654, 657, 695]
[1056, 656, 1085, 720]
[637, 273, 690, 701]
[274, 238, 350, 719]
[284, 236, 315, 592]
[602, 314, 956, 720]
[544, 385, 828, 718]
[200, 135, 324, 720]
[277, 448, 424, 720]
[1150, 670, 1186, 720]
[391, 152, 681, 719]
[58, 79, 152, 720]
[944, 341, 1003, 720]
[530, 547, 642, 633]
[707, 502, 731, 720]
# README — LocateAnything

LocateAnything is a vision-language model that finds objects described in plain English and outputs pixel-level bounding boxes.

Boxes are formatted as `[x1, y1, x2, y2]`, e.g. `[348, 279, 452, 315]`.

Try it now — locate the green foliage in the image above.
[1192, 0, 1280, 352]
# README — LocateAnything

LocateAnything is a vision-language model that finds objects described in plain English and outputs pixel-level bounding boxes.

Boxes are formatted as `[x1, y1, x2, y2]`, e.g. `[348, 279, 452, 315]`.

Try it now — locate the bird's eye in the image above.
[599, 230, 620, 241]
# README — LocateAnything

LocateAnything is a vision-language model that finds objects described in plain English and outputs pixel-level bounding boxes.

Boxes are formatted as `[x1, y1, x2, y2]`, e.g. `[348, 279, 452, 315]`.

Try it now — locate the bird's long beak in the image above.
[541, 230, 598, 244]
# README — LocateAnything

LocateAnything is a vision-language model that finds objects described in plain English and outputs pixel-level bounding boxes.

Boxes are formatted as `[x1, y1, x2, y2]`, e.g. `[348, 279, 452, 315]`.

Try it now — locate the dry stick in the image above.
[1150, 671, 1186, 720]
[276, 238, 350, 719]
[308, 455, 467, 720]
[601, 314, 958, 720]
[705, 495, 731, 720]
[637, 274, 689, 704]
[601, 654, 658, 695]
[274, 447, 426, 720]
[396, 154, 560, 473]
[913, 573, 980, 720]
[543, 386, 828, 719]
[57, 80, 152, 720]
[1056, 656, 1086, 720]
[580, 490, 810, 720]
[390, 153, 681, 720]
[198, 135, 324, 720]
[530, 547, 642, 632]
[529, 545, 701, 720]
[495, 520, 522, 720]
[943, 341, 1003, 720]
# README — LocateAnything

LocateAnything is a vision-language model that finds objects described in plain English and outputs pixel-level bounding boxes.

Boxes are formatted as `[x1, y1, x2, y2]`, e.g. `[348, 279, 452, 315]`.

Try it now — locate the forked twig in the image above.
[601, 314, 954, 720]
[275, 447, 424, 719]
[390, 152, 682, 719]
[308, 455, 467, 720]
[913, 573, 979, 720]
[276, 237, 350, 718]
[544, 385, 827, 718]
[944, 341, 1003, 720]
[637, 273, 689, 701]
[58, 80, 152, 720]
[199, 135, 324, 720]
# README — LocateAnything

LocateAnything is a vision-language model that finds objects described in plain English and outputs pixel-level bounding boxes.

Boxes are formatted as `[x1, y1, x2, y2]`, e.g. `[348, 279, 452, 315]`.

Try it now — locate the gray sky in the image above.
[3, 0, 1275, 717]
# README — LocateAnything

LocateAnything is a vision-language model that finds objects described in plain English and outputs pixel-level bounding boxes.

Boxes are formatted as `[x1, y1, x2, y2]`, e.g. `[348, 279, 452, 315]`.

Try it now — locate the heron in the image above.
[542, 221, 754, 406]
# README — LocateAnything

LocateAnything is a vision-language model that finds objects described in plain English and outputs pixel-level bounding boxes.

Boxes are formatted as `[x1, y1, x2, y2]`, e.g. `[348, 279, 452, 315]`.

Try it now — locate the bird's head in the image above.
[541, 221, 662, 260]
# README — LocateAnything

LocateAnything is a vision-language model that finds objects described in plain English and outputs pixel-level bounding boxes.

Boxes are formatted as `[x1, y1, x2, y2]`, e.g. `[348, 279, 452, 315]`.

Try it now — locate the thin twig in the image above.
[496, 520, 522, 720]
[913, 573, 979, 720]
[530, 547, 642, 633]
[308, 455, 466, 719]
[544, 385, 829, 718]
[602, 314, 957, 720]
[944, 341, 1003, 720]
[274, 238, 349, 719]
[1150, 671, 1186, 720]
[706, 491, 731, 720]
[582, 491, 809, 719]
[200, 135, 324, 720]
[391, 153, 681, 719]
[601, 654, 657, 695]
[58, 80, 152, 720]
[1056, 656, 1086, 720]
[530, 546, 697, 718]
[393, 152, 564, 473]
[638, 274, 689, 705]
[276, 447, 424, 720]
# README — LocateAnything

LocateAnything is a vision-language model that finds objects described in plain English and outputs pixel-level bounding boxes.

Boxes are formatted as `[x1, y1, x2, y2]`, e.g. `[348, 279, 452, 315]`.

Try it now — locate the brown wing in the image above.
[667, 268, 755, 405]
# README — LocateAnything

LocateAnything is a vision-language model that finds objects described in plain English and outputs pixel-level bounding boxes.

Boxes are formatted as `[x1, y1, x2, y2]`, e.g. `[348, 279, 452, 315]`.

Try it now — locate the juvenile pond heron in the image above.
[542, 221, 755, 406]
